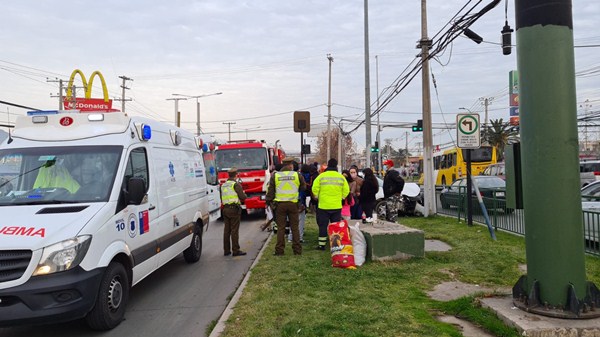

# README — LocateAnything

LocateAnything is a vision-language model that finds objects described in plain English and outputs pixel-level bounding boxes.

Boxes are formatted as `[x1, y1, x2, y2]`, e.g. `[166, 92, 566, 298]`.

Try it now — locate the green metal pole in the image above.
[513, 0, 598, 317]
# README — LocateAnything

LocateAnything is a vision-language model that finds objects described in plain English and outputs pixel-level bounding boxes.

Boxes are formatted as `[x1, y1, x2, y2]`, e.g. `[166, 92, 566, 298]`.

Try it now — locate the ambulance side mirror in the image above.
[127, 177, 146, 205]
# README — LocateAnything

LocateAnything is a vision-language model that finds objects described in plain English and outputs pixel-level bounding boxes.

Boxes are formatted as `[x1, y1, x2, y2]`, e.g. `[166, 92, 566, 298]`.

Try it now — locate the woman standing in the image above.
[341, 170, 355, 221]
[359, 168, 378, 223]
[349, 165, 363, 220]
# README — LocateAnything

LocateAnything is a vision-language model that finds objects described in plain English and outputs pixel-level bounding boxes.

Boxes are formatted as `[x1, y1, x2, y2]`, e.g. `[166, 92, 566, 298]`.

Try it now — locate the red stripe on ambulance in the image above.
[0, 226, 46, 237]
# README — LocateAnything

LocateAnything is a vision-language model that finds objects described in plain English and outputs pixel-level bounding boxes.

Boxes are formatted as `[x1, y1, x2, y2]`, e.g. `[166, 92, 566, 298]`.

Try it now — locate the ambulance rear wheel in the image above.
[184, 224, 203, 263]
[86, 262, 129, 330]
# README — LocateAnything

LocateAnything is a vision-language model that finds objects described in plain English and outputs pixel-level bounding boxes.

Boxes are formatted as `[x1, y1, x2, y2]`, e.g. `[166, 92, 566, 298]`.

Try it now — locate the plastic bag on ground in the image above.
[349, 222, 366, 266]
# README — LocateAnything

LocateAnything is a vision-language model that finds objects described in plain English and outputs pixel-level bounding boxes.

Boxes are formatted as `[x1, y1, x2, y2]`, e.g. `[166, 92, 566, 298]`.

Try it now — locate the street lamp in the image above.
[172, 92, 222, 135]
[166, 97, 188, 127]
[459, 107, 473, 113]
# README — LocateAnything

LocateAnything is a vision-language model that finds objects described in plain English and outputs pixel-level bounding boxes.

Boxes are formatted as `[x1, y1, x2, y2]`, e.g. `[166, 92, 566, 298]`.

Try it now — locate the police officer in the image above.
[266, 157, 306, 255]
[311, 158, 350, 250]
[221, 167, 248, 256]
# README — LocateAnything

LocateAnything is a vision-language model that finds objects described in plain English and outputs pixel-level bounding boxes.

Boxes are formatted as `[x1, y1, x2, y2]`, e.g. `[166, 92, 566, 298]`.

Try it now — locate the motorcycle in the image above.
[375, 182, 423, 222]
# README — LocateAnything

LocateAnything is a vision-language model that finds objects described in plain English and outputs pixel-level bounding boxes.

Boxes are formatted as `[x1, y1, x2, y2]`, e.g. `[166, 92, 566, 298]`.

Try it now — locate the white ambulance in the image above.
[0, 110, 211, 330]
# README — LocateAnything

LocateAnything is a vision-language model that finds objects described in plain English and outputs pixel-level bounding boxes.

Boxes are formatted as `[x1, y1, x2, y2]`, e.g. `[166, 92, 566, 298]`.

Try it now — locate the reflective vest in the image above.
[274, 171, 300, 202]
[311, 170, 350, 210]
[221, 180, 240, 205]
[33, 165, 80, 193]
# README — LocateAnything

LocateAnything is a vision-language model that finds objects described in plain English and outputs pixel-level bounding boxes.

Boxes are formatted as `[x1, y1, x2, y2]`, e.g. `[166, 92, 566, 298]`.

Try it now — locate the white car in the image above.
[581, 181, 600, 248]
[580, 160, 600, 187]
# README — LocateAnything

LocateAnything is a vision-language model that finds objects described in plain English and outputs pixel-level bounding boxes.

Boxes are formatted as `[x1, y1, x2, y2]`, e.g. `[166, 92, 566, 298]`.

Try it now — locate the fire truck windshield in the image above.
[215, 148, 268, 172]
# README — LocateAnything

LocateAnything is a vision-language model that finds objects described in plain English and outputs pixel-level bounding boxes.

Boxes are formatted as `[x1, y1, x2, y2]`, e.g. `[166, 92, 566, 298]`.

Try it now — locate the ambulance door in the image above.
[202, 151, 221, 222]
[116, 146, 159, 284]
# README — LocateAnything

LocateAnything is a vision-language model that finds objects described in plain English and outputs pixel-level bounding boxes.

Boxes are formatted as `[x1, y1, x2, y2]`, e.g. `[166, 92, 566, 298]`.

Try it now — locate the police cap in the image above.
[282, 157, 295, 165]
[228, 167, 238, 176]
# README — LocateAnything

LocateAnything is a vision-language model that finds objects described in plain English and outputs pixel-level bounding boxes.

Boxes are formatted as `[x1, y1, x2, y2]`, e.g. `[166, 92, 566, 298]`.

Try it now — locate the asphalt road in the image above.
[0, 212, 270, 337]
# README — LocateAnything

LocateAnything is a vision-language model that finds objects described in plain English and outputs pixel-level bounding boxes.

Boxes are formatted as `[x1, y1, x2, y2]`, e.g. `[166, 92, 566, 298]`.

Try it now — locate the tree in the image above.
[314, 129, 357, 167]
[381, 140, 411, 167]
[482, 118, 520, 161]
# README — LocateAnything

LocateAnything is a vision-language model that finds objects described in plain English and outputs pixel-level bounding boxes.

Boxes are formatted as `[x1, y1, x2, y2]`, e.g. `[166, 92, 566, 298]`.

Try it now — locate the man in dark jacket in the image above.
[382, 160, 405, 222]
[383, 160, 405, 198]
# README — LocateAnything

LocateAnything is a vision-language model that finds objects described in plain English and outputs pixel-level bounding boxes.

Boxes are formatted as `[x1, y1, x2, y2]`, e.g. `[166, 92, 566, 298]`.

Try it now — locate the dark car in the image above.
[439, 175, 512, 213]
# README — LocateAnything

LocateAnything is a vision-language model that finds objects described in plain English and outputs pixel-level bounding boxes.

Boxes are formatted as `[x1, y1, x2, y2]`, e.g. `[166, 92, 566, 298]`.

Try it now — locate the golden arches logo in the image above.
[64, 69, 113, 111]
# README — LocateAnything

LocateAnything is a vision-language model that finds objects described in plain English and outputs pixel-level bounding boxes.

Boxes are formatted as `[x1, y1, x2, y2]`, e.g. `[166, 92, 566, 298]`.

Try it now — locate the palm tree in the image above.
[482, 118, 519, 161]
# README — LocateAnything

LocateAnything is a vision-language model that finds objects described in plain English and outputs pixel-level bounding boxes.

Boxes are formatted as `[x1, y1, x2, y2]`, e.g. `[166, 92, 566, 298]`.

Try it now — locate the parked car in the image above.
[580, 160, 600, 187]
[439, 176, 511, 213]
[481, 162, 505, 180]
[581, 181, 600, 249]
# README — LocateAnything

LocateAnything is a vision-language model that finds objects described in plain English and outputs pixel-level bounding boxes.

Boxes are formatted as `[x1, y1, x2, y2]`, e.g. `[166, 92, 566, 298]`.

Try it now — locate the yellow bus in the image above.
[419, 145, 497, 186]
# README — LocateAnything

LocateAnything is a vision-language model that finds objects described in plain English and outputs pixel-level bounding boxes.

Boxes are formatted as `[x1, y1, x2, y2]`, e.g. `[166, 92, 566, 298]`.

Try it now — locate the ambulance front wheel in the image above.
[183, 224, 203, 263]
[86, 262, 130, 330]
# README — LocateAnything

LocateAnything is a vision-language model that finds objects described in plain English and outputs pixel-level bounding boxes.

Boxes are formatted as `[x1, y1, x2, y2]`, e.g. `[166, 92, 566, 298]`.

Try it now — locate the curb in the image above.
[208, 231, 273, 337]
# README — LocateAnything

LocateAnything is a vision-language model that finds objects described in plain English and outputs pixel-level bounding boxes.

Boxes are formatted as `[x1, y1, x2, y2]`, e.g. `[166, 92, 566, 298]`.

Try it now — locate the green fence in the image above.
[435, 187, 600, 257]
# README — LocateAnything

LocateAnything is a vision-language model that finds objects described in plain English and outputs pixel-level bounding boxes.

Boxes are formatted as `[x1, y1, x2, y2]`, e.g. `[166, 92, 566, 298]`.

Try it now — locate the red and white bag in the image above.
[327, 220, 356, 269]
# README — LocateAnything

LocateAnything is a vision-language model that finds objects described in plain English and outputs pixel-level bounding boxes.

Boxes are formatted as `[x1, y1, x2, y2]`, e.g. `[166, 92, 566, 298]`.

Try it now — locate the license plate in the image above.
[496, 191, 505, 197]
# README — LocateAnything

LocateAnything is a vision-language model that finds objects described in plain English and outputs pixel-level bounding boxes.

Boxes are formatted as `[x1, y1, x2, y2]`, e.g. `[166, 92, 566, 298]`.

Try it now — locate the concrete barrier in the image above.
[359, 220, 424, 261]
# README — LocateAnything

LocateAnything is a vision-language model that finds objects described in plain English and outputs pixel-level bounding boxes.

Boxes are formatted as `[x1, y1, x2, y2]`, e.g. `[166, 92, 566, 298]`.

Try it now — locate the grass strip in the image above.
[217, 215, 600, 337]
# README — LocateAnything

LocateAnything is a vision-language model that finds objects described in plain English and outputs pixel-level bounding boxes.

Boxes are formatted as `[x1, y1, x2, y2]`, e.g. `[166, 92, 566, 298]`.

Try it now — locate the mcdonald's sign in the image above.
[64, 69, 114, 111]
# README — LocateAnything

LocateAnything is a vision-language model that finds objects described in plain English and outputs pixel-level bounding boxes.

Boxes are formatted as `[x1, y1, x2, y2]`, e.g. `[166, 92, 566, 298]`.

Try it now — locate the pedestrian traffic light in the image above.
[412, 119, 423, 132]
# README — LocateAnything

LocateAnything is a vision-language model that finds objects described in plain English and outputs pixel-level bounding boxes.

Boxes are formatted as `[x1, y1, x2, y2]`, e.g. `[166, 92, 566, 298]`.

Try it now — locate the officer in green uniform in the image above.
[266, 157, 306, 255]
[221, 167, 248, 256]
[311, 158, 350, 250]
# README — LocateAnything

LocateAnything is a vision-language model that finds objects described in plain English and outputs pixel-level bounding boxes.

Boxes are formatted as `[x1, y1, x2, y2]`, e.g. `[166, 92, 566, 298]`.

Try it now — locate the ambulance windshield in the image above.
[215, 148, 268, 172]
[0, 146, 122, 206]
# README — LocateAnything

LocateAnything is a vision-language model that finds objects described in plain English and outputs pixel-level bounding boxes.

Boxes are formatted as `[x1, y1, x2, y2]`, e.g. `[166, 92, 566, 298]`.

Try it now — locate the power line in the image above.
[0, 100, 39, 111]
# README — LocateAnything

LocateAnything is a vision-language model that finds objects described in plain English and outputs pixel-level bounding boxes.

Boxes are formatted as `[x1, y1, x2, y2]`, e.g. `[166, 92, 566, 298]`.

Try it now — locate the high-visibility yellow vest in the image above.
[33, 165, 80, 193]
[274, 171, 300, 202]
[312, 170, 349, 210]
[221, 180, 240, 205]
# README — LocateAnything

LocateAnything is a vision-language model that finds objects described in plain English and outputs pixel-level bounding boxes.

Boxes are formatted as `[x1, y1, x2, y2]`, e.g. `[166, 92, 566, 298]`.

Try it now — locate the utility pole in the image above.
[327, 54, 334, 161]
[118, 75, 133, 113]
[405, 131, 409, 167]
[512, 0, 600, 318]
[364, 0, 373, 169]
[166, 97, 187, 127]
[71, 85, 78, 110]
[479, 96, 493, 140]
[376, 55, 382, 174]
[338, 122, 343, 171]
[172, 92, 222, 136]
[47, 78, 64, 110]
[223, 122, 236, 141]
[580, 99, 591, 152]
[419, 0, 435, 216]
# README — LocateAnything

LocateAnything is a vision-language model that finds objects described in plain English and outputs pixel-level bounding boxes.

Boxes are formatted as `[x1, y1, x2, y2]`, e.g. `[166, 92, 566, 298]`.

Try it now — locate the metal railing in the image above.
[435, 187, 600, 257]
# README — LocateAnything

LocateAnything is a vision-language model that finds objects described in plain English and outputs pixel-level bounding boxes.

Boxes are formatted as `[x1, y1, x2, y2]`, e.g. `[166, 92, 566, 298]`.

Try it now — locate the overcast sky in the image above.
[1, 1, 598, 154]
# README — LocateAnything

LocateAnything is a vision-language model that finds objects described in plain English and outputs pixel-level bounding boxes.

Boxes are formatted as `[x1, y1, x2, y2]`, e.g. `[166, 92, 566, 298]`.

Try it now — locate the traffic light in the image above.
[370, 141, 379, 152]
[412, 119, 423, 132]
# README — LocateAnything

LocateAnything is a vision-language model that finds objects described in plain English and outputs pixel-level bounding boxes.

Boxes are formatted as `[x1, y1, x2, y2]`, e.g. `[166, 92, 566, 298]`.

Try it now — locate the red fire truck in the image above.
[215, 140, 285, 211]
